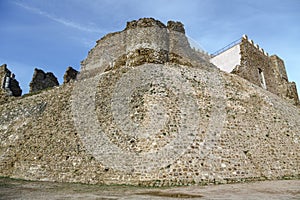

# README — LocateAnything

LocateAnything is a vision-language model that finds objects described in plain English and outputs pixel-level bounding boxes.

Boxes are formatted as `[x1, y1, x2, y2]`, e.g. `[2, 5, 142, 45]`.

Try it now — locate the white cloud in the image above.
[14, 2, 106, 34]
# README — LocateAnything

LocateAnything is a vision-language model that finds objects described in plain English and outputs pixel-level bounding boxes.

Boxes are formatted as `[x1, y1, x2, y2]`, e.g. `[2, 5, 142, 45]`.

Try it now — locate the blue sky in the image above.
[0, 0, 299, 94]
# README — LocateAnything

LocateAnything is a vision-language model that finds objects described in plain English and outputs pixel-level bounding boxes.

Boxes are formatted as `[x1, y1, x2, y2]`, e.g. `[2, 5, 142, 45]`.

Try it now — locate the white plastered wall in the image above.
[210, 44, 241, 73]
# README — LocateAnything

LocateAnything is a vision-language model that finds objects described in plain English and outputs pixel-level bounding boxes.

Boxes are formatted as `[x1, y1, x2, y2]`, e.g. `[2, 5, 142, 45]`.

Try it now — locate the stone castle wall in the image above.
[0, 66, 6, 104]
[0, 88, 8, 106]
[29, 68, 59, 93]
[0, 64, 299, 186]
[0, 64, 22, 97]
[269, 55, 299, 104]
[0, 18, 299, 186]
[0, 64, 22, 105]
[232, 37, 299, 105]
[80, 18, 209, 77]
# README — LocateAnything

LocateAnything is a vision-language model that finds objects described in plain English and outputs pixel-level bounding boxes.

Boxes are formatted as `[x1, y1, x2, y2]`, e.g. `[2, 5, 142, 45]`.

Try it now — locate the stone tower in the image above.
[210, 35, 299, 105]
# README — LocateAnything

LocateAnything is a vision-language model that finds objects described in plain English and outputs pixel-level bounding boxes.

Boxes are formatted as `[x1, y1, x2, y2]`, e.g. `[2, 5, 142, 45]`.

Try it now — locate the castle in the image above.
[0, 18, 299, 186]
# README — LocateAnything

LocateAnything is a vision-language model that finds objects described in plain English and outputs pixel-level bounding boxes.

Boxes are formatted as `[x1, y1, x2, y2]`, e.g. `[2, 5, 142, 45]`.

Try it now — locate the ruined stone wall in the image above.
[234, 38, 276, 92]
[287, 82, 299, 105]
[269, 55, 299, 105]
[233, 38, 299, 105]
[29, 68, 59, 93]
[80, 18, 210, 78]
[0, 65, 6, 103]
[0, 89, 8, 106]
[0, 63, 299, 186]
[270, 55, 288, 81]
[63, 67, 78, 84]
[0, 18, 299, 186]
[0, 64, 22, 97]
[0, 64, 22, 105]
[0, 65, 6, 89]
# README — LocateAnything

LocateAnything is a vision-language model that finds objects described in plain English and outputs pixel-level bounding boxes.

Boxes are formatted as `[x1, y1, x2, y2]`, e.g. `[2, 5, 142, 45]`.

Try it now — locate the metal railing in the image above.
[211, 37, 242, 57]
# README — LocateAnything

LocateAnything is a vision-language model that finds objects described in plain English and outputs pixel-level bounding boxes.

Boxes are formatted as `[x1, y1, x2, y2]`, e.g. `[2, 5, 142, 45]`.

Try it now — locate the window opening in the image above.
[258, 68, 267, 89]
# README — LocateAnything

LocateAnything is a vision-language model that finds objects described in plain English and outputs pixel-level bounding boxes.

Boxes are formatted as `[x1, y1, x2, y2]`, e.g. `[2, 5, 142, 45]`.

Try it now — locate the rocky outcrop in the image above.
[63, 66, 78, 84]
[29, 68, 59, 93]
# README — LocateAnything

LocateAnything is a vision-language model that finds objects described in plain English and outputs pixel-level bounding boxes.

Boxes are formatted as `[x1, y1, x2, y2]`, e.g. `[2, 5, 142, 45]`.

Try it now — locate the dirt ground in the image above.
[0, 177, 299, 200]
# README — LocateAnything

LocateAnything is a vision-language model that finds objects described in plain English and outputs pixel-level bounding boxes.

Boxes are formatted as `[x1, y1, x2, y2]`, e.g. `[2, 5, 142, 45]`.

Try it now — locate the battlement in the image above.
[210, 35, 299, 105]
[242, 35, 269, 57]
